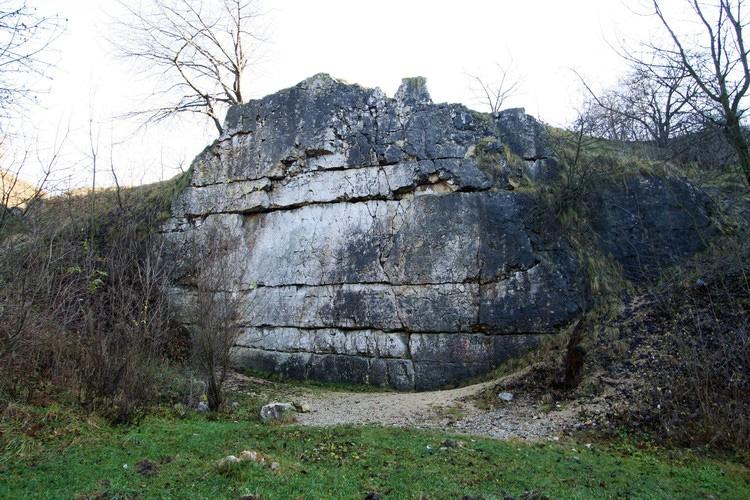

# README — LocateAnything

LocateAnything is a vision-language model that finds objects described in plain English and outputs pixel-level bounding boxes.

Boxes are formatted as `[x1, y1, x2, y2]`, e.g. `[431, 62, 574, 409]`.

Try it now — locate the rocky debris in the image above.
[289, 378, 584, 441]
[172, 402, 187, 418]
[215, 455, 241, 473]
[260, 402, 295, 422]
[239, 450, 261, 462]
[217, 449, 278, 474]
[294, 402, 311, 413]
[164, 73, 718, 390]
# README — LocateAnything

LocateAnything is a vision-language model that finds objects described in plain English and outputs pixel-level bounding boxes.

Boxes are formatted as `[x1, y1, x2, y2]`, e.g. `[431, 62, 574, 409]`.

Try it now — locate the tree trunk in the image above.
[211, 114, 224, 136]
[206, 374, 223, 411]
[724, 118, 750, 186]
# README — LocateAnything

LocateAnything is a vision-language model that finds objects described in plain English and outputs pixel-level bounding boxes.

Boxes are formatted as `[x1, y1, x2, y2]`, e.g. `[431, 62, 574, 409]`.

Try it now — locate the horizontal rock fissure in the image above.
[190, 156, 471, 188]
[233, 344, 409, 360]
[180, 185, 490, 218]
[173, 264, 542, 293]
[235, 323, 548, 337]
[237, 325, 546, 337]
[235, 278, 477, 290]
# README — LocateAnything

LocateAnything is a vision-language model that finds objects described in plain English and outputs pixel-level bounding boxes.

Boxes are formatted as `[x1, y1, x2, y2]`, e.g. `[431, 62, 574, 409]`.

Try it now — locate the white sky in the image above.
[21, 0, 686, 190]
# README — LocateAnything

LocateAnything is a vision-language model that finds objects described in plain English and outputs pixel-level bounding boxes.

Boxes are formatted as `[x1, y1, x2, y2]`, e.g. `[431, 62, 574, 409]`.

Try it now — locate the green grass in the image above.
[1, 408, 748, 499]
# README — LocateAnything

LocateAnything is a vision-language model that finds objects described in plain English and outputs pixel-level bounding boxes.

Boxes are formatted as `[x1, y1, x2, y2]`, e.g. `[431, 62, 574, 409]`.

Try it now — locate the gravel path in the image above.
[229, 373, 587, 441]
[292, 381, 581, 441]
[295, 381, 495, 428]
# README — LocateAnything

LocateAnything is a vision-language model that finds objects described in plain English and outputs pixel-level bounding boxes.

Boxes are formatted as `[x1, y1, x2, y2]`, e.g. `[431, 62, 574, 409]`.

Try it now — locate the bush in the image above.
[183, 222, 245, 412]
[644, 236, 750, 450]
[0, 176, 188, 422]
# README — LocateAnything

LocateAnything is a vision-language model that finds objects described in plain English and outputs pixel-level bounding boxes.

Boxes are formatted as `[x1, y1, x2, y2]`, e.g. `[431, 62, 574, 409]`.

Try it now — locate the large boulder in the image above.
[163, 74, 714, 390]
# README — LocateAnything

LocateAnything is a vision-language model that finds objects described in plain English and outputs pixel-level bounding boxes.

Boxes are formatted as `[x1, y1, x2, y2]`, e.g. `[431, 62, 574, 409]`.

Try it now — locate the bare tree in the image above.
[0, 1, 63, 121]
[577, 61, 701, 147]
[111, 0, 265, 135]
[645, 0, 750, 185]
[468, 62, 520, 116]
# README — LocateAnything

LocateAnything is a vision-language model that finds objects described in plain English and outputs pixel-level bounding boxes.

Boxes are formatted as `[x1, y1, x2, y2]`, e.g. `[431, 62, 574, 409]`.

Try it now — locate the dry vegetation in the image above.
[0, 176, 190, 423]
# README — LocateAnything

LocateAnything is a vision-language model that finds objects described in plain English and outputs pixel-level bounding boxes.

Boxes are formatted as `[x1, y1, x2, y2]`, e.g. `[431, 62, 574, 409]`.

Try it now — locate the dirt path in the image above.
[294, 382, 580, 440]
[230, 373, 586, 441]
[294, 380, 495, 428]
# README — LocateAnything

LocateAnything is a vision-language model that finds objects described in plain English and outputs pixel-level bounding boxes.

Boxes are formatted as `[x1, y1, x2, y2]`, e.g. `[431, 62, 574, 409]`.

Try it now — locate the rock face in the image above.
[163, 74, 714, 390]
[588, 175, 718, 281]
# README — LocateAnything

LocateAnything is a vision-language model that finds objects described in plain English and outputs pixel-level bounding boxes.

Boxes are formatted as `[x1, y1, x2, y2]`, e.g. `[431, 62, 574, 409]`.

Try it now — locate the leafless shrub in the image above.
[543, 112, 620, 217]
[0, 178, 186, 422]
[645, 236, 750, 450]
[184, 222, 245, 411]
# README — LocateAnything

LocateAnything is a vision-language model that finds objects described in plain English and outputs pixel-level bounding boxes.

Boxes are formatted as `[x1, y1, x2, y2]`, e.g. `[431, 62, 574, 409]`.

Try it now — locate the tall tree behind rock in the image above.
[0, 1, 64, 232]
[577, 60, 702, 148]
[111, 0, 265, 135]
[643, 0, 750, 185]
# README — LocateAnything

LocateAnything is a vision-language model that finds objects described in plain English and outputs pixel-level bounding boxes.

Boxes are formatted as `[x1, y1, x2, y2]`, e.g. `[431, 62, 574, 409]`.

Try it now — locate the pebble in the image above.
[239, 450, 260, 462]
[498, 392, 514, 402]
[216, 455, 241, 473]
[294, 402, 311, 413]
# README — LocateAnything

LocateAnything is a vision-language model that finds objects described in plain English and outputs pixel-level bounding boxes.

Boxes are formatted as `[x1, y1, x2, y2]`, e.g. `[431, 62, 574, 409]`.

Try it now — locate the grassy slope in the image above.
[1, 409, 748, 499]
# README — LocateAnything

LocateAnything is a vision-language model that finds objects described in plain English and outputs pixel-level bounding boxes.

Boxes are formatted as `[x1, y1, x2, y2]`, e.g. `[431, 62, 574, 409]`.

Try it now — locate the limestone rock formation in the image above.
[163, 74, 714, 390]
[589, 176, 718, 281]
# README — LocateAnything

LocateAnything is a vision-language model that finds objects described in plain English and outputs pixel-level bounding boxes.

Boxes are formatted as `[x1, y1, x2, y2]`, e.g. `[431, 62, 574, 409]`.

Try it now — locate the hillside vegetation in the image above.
[1, 132, 749, 498]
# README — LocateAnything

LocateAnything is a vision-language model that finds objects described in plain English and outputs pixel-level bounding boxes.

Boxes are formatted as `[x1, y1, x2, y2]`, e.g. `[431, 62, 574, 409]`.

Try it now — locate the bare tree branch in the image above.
[0, 1, 64, 125]
[575, 60, 702, 148]
[644, 0, 750, 184]
[111, 0, 265, 135]
[467, 61, 520, 115]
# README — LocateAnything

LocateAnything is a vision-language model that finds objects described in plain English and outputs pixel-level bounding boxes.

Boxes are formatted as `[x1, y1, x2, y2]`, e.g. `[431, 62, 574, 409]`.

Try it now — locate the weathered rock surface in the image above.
[163, 74, 715, 390]
[588, 175, 717, 281]
[260, 402, 295, 422]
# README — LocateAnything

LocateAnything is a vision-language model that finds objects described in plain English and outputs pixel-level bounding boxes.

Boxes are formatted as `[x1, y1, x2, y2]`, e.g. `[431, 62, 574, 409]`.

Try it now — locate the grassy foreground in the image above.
[1, 408, 749, 499]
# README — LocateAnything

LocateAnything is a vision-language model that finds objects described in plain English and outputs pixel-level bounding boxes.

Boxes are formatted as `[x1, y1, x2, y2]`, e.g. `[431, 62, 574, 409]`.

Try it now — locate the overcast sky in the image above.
[22, 0, 684, 190]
